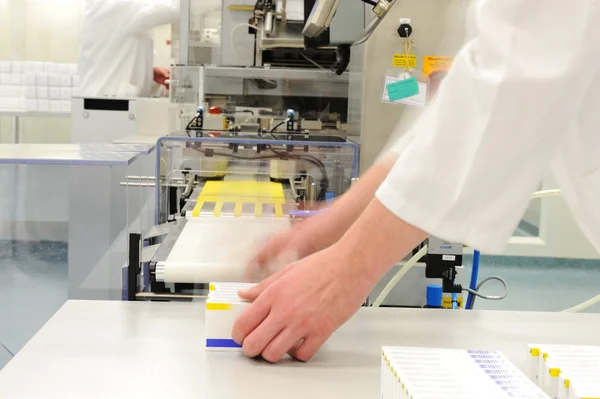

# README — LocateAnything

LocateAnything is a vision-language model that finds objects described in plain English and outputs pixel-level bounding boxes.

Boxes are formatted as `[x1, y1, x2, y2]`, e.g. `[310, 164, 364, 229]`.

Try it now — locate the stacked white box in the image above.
[37, 86, 49, 99]
[527, 344, 600, 399]
[205, 282, 256, 351]
[38, 99, 50, 112]
[49, 87, 61, 99]
[0, 61, 78, 112]
[36, 73, 49, 86]
[381, 347, 549, 399]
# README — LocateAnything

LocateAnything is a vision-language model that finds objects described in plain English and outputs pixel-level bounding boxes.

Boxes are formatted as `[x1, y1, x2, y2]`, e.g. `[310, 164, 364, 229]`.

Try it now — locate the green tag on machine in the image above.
[385, 77, 420, 101]
[382, 69, 429, 107]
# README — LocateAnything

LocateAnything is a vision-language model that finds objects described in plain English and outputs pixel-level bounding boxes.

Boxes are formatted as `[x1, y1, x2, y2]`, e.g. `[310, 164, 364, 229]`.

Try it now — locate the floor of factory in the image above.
[1, 241, 599, 370]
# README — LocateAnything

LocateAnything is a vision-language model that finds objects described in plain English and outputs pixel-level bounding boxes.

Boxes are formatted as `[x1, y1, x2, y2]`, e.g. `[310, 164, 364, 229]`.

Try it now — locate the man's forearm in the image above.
[334, 198, 427, 291]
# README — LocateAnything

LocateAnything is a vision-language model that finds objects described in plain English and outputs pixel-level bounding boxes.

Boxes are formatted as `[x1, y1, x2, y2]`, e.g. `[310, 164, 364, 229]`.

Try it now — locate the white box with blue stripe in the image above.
[205, 282, 255, 351]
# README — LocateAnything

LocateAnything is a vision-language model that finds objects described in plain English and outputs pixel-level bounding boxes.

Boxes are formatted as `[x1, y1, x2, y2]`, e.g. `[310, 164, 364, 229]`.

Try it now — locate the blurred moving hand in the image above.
[234, 198, 426, 363]
[153, 67, 170, 89]
[245, 215, 329, 281]
[245, 156, 399, 281]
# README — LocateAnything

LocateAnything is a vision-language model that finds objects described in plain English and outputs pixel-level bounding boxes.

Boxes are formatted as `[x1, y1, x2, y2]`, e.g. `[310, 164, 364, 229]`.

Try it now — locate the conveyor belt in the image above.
[191, 180, 286, 218]
[155, 217, 290, 283]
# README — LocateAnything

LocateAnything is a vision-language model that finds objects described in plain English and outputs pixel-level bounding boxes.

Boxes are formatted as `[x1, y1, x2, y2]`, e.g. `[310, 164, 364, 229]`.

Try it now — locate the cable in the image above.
[299, 51, 325, 70]
[190, 146, 327, 182]
[462, 189, 561, 308]
[562, 293, 600, 313]
[270, 121, 287, 133]
[231, 23, 259, 63]
[463, 276, 508, 308]
[466, 250, 480, 310]
[289, 178, 299, 201]
[266, 131, 329, 200]
[361, 0, 378, 6]
[372, 245, 428, 307]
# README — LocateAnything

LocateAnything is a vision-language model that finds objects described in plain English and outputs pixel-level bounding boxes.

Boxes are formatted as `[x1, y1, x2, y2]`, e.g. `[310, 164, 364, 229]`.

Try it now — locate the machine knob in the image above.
[398, 23, 412, 38]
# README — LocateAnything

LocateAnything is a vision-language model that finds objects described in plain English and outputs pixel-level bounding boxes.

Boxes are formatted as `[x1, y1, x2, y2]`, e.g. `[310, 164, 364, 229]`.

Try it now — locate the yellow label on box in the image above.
[423, 56, 454, 76]
[393, 54, 417, 68]
[206, 303, 233, 311]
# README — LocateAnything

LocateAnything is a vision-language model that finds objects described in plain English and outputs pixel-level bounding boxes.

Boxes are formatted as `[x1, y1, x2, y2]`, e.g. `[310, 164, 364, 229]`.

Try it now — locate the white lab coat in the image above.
[376, 0, 600, 254]
[78, 0, 180, 98]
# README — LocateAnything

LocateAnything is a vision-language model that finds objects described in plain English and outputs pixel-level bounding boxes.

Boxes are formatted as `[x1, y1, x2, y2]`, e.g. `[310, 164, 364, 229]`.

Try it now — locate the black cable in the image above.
[270, 121, 287, 133]
[182, 113, 331, 200]
[190, 144, 329, 200]
[361, 0, 378, 6]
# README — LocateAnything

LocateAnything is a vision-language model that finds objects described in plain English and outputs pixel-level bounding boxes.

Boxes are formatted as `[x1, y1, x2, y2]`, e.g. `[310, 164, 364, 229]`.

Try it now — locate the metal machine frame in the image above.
[123, 132, 359, 301]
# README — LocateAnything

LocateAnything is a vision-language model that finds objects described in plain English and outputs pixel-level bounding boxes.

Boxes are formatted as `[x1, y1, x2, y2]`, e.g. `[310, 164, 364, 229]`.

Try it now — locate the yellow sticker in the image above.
[393, 54, 417, 68]
[423, 56, 453, 76]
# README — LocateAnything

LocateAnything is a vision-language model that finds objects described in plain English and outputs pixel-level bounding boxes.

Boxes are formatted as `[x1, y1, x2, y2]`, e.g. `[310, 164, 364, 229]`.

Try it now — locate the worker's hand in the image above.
[232, 244, 372, 363]
[245, 217, 326, 281]
[153, 67, 170, 89]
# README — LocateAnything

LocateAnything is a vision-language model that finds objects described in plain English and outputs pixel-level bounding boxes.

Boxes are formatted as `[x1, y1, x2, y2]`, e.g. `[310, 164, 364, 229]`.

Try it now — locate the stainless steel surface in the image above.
[1, 300, 599, 398]
[204, 66, 348, 82]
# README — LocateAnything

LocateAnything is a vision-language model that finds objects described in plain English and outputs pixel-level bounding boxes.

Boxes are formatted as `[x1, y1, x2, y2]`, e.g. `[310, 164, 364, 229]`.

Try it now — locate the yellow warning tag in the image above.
[393, 54, 417, 68]
[423, 56, 453, 76]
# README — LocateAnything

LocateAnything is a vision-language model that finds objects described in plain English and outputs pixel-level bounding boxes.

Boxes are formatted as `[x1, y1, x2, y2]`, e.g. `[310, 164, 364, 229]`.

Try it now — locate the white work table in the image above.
[0, 301, 598, 398]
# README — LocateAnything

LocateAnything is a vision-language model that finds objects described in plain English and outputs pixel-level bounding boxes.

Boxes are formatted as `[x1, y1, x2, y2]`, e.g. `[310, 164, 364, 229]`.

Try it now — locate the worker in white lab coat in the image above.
[78, 0, 180, 97]
[231, 0, 600, 362]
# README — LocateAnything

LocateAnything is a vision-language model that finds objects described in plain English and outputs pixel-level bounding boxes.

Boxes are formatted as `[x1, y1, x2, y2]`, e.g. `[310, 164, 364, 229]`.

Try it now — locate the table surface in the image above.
[0, 109, 70, 118]
[0, 148, 140, 166]
[0, 143, 155, 155]
[0, 300, 598, 399]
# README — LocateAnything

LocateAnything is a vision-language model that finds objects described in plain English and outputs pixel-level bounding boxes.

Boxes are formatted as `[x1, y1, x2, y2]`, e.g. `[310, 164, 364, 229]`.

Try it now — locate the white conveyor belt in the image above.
[156, 217, 291, 283]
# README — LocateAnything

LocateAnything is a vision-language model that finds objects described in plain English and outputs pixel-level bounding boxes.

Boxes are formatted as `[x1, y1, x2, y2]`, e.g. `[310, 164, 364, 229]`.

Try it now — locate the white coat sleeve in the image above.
[126, 0, 181, 33]
[376, 0, 597, 253]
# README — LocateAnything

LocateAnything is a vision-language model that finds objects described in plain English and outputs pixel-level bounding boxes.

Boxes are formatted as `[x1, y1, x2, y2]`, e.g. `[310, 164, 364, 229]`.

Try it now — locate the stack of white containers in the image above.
[0, 61, 79, 113]
[381, 347, 549, 399]
[205, 282, 256, 351]
[527, 344, 600, 399]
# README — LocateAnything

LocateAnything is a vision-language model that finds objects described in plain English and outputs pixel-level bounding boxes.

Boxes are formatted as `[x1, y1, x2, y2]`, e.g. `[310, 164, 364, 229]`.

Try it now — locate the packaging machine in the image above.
[124, 129, 358, 300]
[120, 0, 474, 306]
